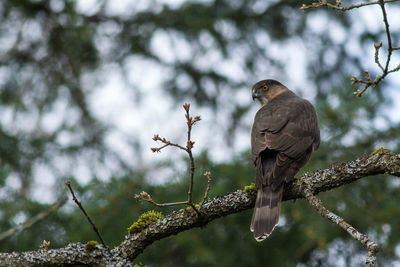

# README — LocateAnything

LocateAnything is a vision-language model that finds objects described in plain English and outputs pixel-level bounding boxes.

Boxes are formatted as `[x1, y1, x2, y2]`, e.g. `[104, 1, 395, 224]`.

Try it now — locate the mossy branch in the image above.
[127, 210, 163, 235]
[1, 149, 399, 266]
[118, 148, 400, 261]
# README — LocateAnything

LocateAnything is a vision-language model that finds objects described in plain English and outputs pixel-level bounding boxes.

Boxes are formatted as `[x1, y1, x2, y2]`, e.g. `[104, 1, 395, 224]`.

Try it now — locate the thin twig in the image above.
[184, 103, 196, 207]
[150, 201, 189, 207]
[0, 197, 68, 242]
[374, 41, 384, 72]
[134, 191, 188, 207]
[65, 180, 108, 249]
[380, 0, 393, 73]
[302, 0, 400, 97]
[200, 171, 212, 207]
[138, 103, 205, 216]
[352, 0, 399, 97]
[151, 134, 187, 153]
[301, 184, 379, 267]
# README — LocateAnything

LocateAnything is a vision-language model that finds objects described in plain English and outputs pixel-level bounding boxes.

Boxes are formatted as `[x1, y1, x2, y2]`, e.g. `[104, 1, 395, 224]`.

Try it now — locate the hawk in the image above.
[250, 79, 320, 241]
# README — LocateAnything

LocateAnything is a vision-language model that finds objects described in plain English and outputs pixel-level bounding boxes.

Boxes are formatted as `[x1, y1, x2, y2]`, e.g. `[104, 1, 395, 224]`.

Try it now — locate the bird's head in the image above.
[251, 79, 288, 106]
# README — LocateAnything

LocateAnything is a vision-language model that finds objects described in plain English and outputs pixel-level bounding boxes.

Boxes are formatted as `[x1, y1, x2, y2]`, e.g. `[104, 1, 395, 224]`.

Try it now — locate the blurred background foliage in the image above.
[1, 0, 400, 266]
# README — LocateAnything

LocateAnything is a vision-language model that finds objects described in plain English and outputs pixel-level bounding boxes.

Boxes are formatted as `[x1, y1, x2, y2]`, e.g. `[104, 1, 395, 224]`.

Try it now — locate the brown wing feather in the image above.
[252, 91, 319, 181]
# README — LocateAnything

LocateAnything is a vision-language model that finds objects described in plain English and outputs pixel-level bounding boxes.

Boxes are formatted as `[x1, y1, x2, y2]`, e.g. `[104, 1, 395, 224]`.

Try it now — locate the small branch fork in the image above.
[301, 182, 379, 267]
[135, 103, 212, 215]
[65, 180, 108, 249]
[301, 0, 400, 97]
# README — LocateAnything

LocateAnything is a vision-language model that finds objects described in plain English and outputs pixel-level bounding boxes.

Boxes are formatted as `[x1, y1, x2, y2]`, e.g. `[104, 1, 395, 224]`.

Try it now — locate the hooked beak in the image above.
[252, 92, 258, 101]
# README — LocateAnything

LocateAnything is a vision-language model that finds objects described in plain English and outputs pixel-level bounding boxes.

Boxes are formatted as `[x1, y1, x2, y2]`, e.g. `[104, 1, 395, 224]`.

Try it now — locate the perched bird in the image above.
[250, 79, 320, 241]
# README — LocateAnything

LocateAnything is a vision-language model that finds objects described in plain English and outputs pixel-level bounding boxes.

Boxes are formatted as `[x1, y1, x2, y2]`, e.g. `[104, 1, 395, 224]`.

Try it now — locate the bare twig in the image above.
[201, 171, 212, 207]
[150, 134, 187, 153]
[137, 103, 205, 216]
[134, 191, 188, 207]
[65, 180, 108, 249]
[0, 197, 68, 242]
[374, 41, 385, 72]
[184, 103, 197, 208]
[380, 0, 393, 73]
[302, 0, 400, 97]
[352, 0, 400, 96]
[301, 184, 379, 266]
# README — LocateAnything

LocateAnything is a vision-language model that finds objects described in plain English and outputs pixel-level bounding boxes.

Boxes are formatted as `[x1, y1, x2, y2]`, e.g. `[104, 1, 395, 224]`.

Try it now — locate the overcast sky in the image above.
[25, 0, 400, 201]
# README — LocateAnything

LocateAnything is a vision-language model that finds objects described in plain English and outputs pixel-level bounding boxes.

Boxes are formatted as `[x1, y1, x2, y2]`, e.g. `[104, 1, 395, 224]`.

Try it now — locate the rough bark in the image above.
[1, 149, 399, 266]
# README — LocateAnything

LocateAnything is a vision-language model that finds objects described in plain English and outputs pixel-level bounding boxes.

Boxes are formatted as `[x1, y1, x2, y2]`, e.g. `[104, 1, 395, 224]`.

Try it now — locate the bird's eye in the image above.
[263, 85, 268, 91]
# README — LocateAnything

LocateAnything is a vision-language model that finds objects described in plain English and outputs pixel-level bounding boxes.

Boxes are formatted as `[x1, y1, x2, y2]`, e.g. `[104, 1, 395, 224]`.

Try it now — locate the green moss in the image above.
[370, 146, 389, 156]
[128, 210, 163, 234]
[244, 182, 257, 194]
[185, 203, 200, 210]
[85, 240, 98, 250]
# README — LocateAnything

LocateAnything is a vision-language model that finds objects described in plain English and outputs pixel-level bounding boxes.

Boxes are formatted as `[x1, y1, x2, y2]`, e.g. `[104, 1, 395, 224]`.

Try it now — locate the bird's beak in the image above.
[252, 92, 258, 101]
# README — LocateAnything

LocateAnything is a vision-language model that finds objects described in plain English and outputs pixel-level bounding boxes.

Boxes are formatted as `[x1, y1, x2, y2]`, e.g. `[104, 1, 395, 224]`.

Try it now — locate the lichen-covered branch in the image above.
[118, 148, 400, 261]
[302, 186, 379, 267]
[1, 149, 399, 266]
[300, 0, 397, 11]
[0, 243, 134, 267]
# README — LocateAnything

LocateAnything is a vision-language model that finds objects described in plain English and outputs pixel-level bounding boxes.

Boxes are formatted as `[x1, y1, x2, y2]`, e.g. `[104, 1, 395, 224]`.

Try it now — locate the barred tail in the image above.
[250, 185, 283, 241]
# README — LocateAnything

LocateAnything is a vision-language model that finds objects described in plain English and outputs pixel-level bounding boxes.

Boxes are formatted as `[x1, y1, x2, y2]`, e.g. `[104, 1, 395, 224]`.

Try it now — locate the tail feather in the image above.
[250, 186, 283, 241]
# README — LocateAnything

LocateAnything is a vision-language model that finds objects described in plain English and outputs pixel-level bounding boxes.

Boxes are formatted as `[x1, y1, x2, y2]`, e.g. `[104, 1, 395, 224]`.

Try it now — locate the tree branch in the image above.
[302, 185, 379, 266]
[0, 243, 134, 267]
[65, 180, 108, 249]
[118, 148, 400, 261]
[138, 103, 204, 215]
[300, 0, 398, 11]
[1, 149, 399, 266]
[0, 197, 68, 242]
[351, 0, 400, 96]
[302, 0, 400, 97]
